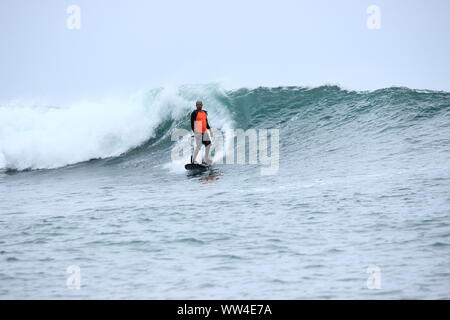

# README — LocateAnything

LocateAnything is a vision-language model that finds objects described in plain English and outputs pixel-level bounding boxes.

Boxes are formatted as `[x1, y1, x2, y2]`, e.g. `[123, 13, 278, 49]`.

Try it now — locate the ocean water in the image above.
[1, 84, 449, 299]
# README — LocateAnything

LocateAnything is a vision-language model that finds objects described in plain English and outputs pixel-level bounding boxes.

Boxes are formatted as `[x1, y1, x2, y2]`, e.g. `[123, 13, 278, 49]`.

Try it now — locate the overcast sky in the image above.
[1, 0, 449, 102]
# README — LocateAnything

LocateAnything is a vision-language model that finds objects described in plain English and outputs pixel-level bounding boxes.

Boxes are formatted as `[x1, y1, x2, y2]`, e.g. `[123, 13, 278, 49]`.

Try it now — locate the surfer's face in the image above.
[196, 102, 203, 110]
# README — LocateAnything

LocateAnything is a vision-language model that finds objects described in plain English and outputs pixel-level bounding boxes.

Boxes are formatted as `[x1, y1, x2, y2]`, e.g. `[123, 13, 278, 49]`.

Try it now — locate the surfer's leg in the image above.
[192, 133, 202, 163]
[204, 144, 212, 164]
[202, 132, 212, 164]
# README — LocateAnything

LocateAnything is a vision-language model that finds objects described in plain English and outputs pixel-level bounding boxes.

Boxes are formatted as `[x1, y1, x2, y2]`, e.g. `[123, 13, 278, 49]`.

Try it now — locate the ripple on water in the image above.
[172, 237, 205, 245]
[6, 257, 19, 262]
[202, 254, 243, 260]
[431, 242, 449, 247]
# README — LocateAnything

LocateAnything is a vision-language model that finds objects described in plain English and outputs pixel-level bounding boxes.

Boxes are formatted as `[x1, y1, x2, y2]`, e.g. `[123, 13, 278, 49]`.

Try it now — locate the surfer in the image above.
[190, 100, 213, 165]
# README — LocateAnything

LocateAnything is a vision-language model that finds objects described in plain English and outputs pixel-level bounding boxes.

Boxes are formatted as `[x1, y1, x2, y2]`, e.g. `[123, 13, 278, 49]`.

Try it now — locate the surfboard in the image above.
[185, 163, 211, 171]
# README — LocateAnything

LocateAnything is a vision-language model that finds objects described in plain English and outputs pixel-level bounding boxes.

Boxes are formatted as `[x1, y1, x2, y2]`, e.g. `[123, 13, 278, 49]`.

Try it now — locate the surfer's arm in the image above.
[190, 111, 197, 132]
[204, 110, 211, 130]
[205, 114, 213, 137]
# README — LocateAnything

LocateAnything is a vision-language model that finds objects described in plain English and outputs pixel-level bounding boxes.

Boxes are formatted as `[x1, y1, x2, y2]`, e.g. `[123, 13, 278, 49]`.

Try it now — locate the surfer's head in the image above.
[195, 100, 203, 110]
